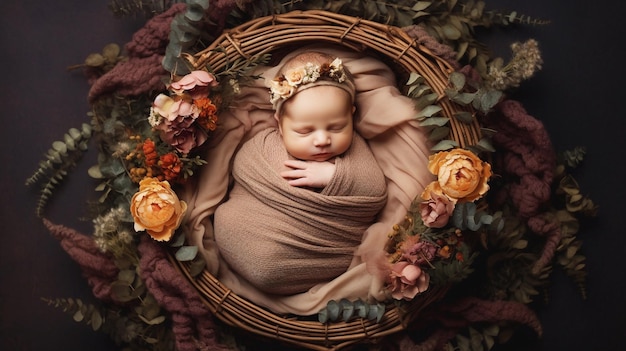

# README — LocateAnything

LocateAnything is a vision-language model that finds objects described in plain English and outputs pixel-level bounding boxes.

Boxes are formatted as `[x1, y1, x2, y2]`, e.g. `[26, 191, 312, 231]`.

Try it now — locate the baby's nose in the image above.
[313, 131, 331, 146]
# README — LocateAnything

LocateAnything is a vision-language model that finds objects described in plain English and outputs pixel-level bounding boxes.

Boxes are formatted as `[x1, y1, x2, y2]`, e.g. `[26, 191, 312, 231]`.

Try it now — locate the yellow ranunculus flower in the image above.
[426, 148, 491, 203]
[130, 177, 187, 241]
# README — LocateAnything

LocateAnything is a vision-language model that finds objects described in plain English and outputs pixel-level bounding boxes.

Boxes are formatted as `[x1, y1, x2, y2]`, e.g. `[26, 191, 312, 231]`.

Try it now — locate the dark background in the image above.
[1, 1, 625, 350]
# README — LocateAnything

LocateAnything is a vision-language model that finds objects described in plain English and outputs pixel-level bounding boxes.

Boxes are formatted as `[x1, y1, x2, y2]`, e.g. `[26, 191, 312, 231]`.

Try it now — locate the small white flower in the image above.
[148, 107, 163, 127]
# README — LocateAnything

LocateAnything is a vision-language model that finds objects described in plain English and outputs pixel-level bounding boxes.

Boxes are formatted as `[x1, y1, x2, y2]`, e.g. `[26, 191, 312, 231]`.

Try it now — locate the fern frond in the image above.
[26, 123, 92, 217]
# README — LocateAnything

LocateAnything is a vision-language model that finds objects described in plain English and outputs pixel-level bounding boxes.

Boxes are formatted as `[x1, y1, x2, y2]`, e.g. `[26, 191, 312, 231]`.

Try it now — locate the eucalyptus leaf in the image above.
[73, 309, 84, 322]
[340, 299, 354, 321]
[327, 300, 340, 321]
[85, 53, 105, 67]
[412, 1, 432, 11]
[479, 89, 503, 112]
[100, 159, 126, 177]
[475, 138, 496, 152]
[453, 111, 474, 124]
[185, 6, 205, 22]
[513, 240, 528, 249]
[416, 105, 442, 118]
[187, 0, 210, 9]
[189, 257, 207, 277]
[112, 174, 135, 195]
[414, 93, 439, 110]
[354, 299, 369, 318]
[145, 337, 159, 344]
[442, 23, 462, 40]
[169, 232, 186, 248]
[406, 72, 423, 85]
[452, 92, 477, 105]
[428, 126, 451, 141]
[175, 245, 199, 261]
[419, 117, 449, 127]
[408, 84, 431, 98]
[318, 308, 329, 323]
[138, 314, 167, 325]
[88, 165, 104, 179]
[91, 310, 103, 331]
[111, 282, 134, 302]
[101, 43, 120, 61]
[449, 71, 466, 91]
[52, 141, 68, 154]
[118, 269, 136, 284]
[431, 139, 458, 151]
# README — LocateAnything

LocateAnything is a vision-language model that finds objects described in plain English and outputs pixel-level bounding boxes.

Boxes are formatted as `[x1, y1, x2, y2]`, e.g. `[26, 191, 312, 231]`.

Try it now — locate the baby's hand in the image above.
[281, 159, 336, 188]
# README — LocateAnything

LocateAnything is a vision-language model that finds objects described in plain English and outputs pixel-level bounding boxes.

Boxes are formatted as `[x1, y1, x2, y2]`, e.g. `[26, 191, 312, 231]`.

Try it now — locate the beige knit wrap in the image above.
[213, 128, 387, 295]
[181, 44, 433, 314]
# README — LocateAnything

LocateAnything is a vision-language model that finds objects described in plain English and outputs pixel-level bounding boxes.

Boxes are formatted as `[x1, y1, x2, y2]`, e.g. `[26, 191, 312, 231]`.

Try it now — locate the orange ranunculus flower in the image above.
[130, 177, 187, 241]
[426, 148, 491, 203]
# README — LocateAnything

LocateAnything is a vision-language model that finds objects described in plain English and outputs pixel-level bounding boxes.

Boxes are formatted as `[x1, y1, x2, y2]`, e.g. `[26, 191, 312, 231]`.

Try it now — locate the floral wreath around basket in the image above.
[27, 1, 597, 351]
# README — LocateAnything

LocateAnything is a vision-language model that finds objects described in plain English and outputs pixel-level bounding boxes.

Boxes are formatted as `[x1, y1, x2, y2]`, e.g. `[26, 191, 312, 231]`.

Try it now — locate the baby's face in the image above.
[278, 85, 354, 162]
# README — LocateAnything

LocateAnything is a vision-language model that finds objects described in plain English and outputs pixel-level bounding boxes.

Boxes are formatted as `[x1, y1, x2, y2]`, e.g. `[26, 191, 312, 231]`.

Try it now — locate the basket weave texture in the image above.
[174, 10, 482, 351]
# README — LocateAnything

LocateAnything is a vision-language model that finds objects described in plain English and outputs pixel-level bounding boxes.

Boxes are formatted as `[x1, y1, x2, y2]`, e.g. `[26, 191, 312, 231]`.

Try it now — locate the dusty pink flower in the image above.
[169, 71, 218, 99]
[155, 115, 208, 154]
[419, 187, 455, 228]
[401, 237, 437, 265]
[388, 261, 430, 300]
[152, 94, 199, 122]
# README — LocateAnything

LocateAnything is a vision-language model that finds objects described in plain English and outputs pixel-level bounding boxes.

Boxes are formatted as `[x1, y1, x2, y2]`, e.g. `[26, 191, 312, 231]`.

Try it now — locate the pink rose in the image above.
[152, 94, 199, 122]
[169, 71, 218, 99]
[419, 186, 455, 228]
[388, 261, 430, 300]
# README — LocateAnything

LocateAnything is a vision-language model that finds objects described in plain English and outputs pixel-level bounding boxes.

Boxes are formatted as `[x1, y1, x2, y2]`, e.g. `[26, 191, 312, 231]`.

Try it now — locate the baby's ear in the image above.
[274, 113, 282, 133]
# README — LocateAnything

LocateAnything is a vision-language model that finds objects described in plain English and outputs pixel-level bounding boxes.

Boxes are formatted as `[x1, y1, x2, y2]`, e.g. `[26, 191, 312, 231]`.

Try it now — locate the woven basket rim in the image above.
[174, 9, 480, 351]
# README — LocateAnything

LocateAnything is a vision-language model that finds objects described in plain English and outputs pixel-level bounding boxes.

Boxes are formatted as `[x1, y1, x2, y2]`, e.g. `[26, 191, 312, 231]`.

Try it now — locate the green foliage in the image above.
[25, 123, 92, 217]
[318, 298, 386, 323]
[162, 0, 211, 74]
[445, 71, 503, 114]
[452, 202, 503, 232]
[68, 43, 126, 77]
[42, 295, 175, 350]
[88, 94, 152, 208]
[405, 71, 459, 151]
[228, 0, 548, 78]
[444, 324, 500, 351]
[41, 297, 105, 331]
[108, 0, 184, 18]
[561, 146, 587, 168]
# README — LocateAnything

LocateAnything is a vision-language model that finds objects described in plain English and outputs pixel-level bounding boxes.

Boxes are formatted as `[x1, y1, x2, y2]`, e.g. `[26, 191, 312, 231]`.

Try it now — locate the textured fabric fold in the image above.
[214, 129, 387, 295]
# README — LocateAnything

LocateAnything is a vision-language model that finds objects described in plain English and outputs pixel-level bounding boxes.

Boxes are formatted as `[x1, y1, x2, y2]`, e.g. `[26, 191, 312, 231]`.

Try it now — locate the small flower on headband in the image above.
[269, 58, 347, 106]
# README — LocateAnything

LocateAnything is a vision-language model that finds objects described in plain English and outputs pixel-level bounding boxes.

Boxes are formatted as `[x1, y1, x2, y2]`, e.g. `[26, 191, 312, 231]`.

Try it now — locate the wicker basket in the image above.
[173, 10, 482, 351]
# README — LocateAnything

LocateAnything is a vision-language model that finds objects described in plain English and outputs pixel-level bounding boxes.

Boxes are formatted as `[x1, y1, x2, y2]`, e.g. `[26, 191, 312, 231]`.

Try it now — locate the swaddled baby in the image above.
[213, 52, 387, 295]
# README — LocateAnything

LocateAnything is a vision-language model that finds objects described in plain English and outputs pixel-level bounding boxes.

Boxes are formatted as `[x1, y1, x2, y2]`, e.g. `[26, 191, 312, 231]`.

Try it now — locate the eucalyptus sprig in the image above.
[318, 298, 386, 323]
[26, 123, 92, 217]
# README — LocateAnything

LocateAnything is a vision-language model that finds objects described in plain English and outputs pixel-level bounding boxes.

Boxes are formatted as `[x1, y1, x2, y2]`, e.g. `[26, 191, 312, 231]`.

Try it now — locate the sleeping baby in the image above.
[213, 52, 388, 295]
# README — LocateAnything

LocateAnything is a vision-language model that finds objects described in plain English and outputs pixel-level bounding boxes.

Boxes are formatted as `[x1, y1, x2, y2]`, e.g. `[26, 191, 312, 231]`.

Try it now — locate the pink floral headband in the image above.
[269, 58, 356, 113]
